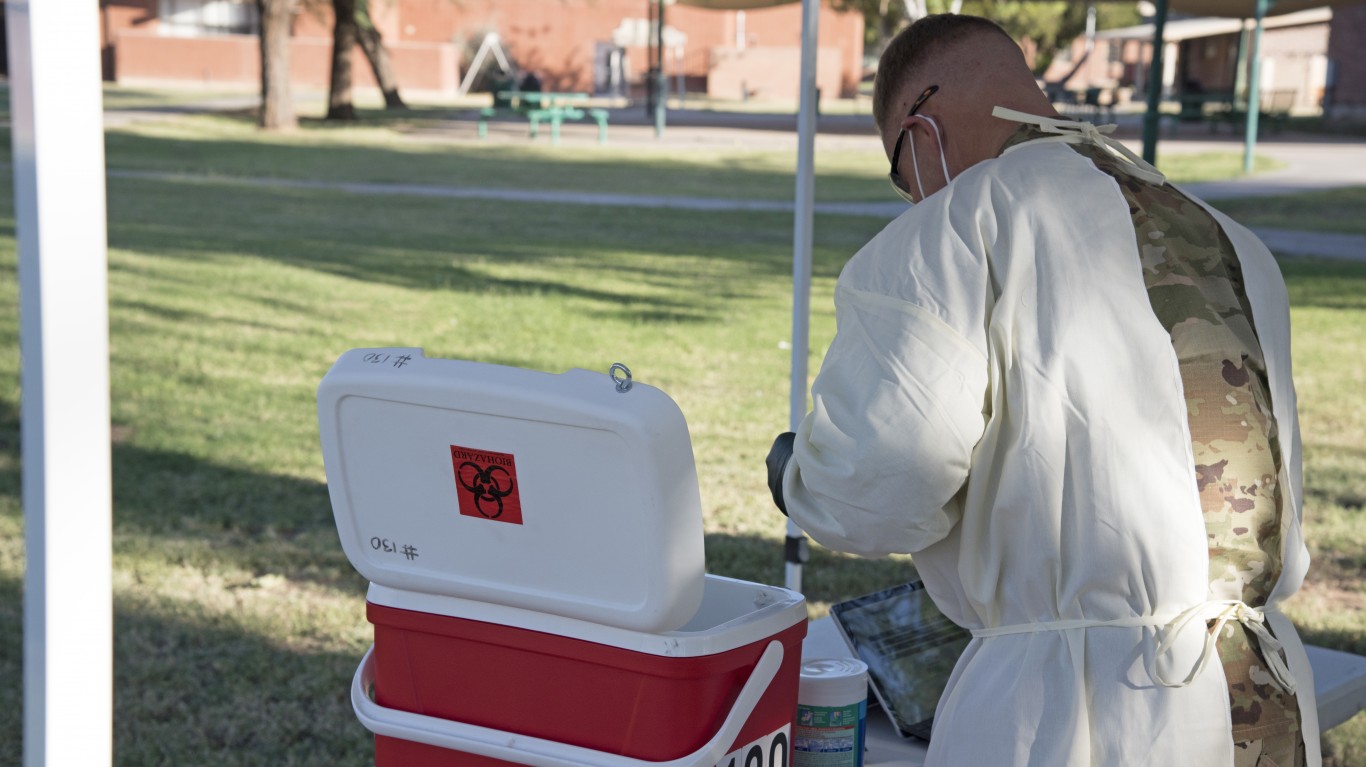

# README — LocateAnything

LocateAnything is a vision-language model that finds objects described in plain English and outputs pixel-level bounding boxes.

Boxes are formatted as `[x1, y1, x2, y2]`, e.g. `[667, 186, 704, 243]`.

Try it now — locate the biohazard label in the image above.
[451, 445, 523, 525]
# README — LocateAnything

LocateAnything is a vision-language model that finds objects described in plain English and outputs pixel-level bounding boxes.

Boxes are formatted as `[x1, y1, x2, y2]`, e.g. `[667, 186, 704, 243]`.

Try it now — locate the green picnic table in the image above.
[479, 91, 609, 145]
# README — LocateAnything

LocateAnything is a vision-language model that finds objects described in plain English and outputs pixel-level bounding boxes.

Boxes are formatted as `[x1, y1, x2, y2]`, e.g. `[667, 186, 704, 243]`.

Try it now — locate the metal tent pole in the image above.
[9, 0, 114, 763]
[1233, 19, 1252, 104]
[646, 0, 656, 121]
[786, 0, 819, 594]
[1141, 0, 1170, 165]
[1243, 0, 1272, 174]
[655, 0, 668, 137]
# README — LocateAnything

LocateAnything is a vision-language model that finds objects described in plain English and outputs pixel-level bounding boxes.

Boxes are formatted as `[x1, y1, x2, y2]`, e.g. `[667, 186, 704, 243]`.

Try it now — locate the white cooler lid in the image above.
[318, 348, 705, 633]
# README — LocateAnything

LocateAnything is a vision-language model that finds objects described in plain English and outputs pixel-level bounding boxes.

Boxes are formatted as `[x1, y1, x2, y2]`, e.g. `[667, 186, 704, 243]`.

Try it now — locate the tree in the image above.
[356, 0, 406, 109]
[834, 0, 1137, 75]
[324, 0, 405, 119]
[326, 0, 359, 120]
[960, 1, 1137, 75]
[959, 1, 1088, 74]
[833, 0, 962, 57]
[258, 0, 299, 130]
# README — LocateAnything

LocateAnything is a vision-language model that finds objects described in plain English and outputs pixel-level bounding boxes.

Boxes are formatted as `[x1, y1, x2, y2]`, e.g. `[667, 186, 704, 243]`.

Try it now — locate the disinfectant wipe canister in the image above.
[794, 658, 868, 767]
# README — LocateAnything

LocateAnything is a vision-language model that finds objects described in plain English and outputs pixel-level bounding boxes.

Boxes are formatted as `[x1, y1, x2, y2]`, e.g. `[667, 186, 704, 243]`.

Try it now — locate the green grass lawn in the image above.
[1213, 187, 1366, 236]
[102, 84, 258, 111]
[40, 108, 1280, 206]
[0, 108, 1360, 764]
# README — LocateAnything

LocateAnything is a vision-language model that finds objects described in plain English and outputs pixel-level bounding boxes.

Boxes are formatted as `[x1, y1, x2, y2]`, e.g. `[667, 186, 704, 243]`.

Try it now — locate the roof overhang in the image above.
[675, 0, 1352, 18]
[674, 0, 804, 7]
[1097, 5, 1331, 39]
[1165, 0, 1343, 16]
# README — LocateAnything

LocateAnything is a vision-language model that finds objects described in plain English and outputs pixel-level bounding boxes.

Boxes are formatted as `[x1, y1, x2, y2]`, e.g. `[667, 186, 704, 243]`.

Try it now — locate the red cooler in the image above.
[355, 576, 806, 767]
[319, 350, 808, 767]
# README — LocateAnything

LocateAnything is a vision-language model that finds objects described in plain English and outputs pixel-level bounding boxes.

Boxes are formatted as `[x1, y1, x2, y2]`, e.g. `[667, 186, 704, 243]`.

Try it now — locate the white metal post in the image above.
[786, 0, 819, 594]
[8, 0, 115, 764]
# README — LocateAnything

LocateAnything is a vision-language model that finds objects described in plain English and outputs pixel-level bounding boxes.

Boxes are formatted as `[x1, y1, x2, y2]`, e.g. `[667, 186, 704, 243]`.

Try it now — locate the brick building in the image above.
[1324, 3, 1366, 118]
[1041, 5, 1360, 116]
[99, 0, 864, 101]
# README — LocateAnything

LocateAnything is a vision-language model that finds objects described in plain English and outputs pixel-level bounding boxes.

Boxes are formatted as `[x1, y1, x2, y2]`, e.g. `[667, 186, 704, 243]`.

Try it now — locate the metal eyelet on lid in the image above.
[608, 363, 632, 393]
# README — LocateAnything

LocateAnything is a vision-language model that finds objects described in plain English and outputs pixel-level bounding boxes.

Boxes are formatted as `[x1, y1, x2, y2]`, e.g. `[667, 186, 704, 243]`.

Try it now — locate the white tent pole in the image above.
[10, 0, 114, 765]
[786, 0, 819, 594]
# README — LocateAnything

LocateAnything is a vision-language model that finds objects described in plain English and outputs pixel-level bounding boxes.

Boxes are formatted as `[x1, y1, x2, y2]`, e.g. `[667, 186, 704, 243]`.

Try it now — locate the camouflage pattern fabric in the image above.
[997, 126, 1302, 745]
[1234, 733, 1306, 767]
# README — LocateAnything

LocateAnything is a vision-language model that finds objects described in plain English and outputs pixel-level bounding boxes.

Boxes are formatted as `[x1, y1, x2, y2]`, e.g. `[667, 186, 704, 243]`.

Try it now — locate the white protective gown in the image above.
[782, 118, 1319, 766]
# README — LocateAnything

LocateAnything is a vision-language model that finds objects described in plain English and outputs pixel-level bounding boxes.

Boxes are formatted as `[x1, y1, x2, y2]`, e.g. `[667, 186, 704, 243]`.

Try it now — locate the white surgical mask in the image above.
[907, 115, 952, 204]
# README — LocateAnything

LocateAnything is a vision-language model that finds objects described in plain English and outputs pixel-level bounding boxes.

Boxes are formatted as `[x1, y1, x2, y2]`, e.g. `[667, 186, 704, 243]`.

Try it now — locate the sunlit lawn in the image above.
[1214, 187, 1366, 236]
[0, 106, 1359, 764]
[79, 107, 1282, 205]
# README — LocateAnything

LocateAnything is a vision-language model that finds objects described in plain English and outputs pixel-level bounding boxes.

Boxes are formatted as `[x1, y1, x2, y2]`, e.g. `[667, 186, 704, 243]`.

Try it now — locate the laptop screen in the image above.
[828, 581, 971, 741]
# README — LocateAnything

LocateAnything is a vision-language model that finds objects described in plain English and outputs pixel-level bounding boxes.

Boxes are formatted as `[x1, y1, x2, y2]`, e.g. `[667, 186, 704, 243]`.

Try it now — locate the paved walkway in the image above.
[103, 100, 1366, 262]
[1248, 228, 1365, 261]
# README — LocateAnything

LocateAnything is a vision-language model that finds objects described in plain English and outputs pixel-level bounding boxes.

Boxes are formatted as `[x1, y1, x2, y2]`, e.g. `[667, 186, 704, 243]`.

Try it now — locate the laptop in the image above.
[828, 580, 972, 741]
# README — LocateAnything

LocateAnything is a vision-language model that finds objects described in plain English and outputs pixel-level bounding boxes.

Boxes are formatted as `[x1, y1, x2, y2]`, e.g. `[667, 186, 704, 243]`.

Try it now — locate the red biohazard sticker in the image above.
[450, 445, 523, 525]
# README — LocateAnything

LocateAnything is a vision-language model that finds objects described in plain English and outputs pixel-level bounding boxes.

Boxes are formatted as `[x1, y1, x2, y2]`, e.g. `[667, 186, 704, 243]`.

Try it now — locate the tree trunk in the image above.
[326, 0, 358, 120]
[258, 0, 297, 130]
[356, 11, 406, 109]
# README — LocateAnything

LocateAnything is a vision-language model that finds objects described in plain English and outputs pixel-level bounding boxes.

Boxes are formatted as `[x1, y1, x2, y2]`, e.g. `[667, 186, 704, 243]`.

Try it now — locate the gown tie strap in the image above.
[991, 106, 1168, 187]
[1149, 599, 1297, 696]
[970, 599, 1296, 696]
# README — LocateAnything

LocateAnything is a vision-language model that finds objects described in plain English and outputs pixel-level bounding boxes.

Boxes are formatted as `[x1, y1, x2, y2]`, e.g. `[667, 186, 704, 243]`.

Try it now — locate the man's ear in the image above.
[888, 114, 927, 151]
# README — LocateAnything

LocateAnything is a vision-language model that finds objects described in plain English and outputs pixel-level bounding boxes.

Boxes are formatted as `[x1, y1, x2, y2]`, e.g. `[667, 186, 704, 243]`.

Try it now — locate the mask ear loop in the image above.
[908, 123, 927, 202]
[908, 115, 951, 203]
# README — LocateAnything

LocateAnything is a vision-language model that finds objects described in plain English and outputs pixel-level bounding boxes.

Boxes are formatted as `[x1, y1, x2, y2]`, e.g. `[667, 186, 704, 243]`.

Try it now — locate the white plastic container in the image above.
[317, 348, 705, 633]
[794, 658, 869, 767]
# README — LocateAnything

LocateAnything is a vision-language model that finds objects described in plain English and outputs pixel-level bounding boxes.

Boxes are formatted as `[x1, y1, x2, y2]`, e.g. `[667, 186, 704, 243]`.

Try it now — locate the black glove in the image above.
[766, 432, 796, 516]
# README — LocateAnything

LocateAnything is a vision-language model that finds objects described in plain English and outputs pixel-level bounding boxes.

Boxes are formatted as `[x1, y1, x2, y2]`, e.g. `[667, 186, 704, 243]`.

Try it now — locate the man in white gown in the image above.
[767, 15, 1317, 767]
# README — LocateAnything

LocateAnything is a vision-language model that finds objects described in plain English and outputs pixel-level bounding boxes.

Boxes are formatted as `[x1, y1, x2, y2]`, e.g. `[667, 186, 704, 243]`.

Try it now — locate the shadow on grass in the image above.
[1303, 444, 1366, 510]
[0, 392, 356, 595]
[97, 117, 888, 205]
[114, 438, 317, 541]
[1281, 258, 1366, 312]
[0, 570, 374, 767]
[704, 530, 919, 608]
[100, 174, 858, 326]
[110, 591, 372, 767]
[1292, 623, 1366, 656]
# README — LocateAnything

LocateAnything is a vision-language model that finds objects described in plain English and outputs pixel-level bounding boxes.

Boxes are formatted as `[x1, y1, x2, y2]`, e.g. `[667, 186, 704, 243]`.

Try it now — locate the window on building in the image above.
[159, 0, 259, 36]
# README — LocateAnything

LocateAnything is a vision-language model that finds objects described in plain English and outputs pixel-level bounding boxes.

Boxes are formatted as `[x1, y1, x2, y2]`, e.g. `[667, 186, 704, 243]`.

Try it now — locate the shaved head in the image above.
[872, 13, 1059, 201]
[873, 15, 1030, 136]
